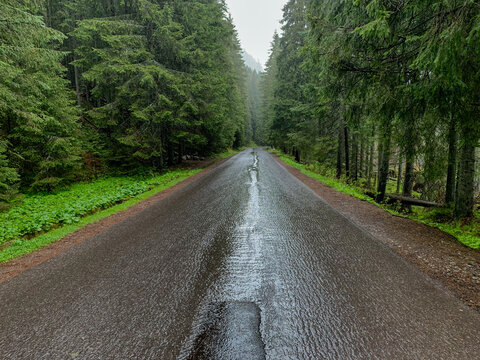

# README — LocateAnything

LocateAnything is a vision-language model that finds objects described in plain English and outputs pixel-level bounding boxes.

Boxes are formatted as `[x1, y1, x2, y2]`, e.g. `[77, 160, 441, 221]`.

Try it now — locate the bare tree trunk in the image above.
[359, 138, 364, 179]
[336, 119, 344, 179]
[445, 108, 457, 204]
[344, 126, 350, 180]
[455, 137, 475, 218]
[403, 160, 414, 196]
[45, 0, 52, 27]
[376, 118, 392, 203]
[367, 127, 375, 189]
[353, 132, 359, 182]
[397, 153, 403, 194]
[401, 113, 416, 211]
[74, 63, 82, 107]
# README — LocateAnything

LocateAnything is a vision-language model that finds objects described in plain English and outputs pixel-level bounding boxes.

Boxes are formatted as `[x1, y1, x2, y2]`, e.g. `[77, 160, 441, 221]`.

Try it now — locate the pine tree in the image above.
[411, 0, 480, 217]
[245, 68, 262, 144]
[259, 32, 281, 146]
[0, 139, 19, 211]
[254, 0, 480, 219]
[0, 0, 80, 191]
[270, 0, 309, 158]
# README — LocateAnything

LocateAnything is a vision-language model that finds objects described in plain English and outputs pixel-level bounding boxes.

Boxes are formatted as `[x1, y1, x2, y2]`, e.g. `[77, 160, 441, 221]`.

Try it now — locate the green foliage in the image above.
[271, 149, 373, 201]
[0, 140, 19, 211]
[68, 0, 249, 167]
[0, 0, 254, 207]
[258, 32, 281, 145]
[0, 167, 204, 263]
[0, 1, 81, 192]
[0, 147, 239, 262]
[0, 169, 198, 247]
[73, 12, 181, 169]
[245, 68, 262, 144]
[269, 0, 312, 155]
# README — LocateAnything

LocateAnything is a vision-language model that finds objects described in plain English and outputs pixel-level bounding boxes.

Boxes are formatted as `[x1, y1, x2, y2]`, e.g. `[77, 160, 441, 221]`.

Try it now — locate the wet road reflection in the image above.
[0, 149, 479, 359]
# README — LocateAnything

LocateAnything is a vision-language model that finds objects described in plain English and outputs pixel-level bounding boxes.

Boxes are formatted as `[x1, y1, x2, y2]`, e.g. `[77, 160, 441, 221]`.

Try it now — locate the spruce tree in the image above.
[0, 0, 80, 191]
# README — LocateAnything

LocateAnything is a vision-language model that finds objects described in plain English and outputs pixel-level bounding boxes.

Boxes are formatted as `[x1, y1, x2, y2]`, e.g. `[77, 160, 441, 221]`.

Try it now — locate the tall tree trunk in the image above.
[359, 138, 364, 179]
[74, 61, 81, 107]
[445, 109, 457, 204]
[353, 132, 359, 182]
[401, 114, 416, 211]
[397, 153, 402, 194]
[178, 143, 183, 165]
[45, 0, 52, 27]
[344, 126, 350, 179]
[110, 0, 116, 16]
[336, 120, 344, 179]
[455, 139, 475, 218]
[403, 160, 414, 196]
[167, 144, 174, 166]
[367, 127, 375, 189]
[376, 140, 384, 198]
[376, 119, 392, 203]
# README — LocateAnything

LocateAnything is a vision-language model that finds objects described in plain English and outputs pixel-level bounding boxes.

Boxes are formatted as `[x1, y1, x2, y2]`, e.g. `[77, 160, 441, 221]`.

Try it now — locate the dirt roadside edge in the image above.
[0, 153, 240, 284]
[271, 152, 480, 313]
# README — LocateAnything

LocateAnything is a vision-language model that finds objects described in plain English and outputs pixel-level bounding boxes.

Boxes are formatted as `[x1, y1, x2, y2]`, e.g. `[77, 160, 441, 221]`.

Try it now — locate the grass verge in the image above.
[0, 149, 239, 263]
[270, 149, 480, 250]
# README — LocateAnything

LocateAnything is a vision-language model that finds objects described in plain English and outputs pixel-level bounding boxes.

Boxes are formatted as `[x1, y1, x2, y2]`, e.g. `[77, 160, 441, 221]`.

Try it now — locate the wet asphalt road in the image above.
[1, 148, 480, 359]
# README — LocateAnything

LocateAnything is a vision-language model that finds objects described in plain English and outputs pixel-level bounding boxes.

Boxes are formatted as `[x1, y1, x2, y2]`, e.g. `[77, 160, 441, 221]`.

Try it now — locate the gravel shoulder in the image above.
[271, 153, 480, 312]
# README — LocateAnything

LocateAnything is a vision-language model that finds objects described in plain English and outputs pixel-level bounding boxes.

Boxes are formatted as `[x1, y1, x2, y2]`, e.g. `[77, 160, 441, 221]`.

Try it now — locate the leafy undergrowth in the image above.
[217, 148, 242, 159]
[0, 149, 240, 263]
[271, 149, 480, 250]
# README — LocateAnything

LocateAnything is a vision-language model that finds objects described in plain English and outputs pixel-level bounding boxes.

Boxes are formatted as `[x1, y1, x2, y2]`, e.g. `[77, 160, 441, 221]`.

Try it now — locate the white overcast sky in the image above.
[225, 0, 288, 67]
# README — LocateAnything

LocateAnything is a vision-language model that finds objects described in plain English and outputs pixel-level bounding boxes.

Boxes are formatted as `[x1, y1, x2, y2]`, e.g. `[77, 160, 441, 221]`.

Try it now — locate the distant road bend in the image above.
[1, 148, 479, 359]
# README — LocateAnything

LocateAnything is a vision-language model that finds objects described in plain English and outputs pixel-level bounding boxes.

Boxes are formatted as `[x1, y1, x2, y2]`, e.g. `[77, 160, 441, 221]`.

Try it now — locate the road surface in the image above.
[1, 148, 479, 359]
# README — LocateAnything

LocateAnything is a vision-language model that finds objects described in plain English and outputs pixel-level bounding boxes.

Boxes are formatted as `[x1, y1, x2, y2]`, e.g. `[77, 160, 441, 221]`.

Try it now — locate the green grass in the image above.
[270, 149, 480, 250]
[0, 149, 240, 263]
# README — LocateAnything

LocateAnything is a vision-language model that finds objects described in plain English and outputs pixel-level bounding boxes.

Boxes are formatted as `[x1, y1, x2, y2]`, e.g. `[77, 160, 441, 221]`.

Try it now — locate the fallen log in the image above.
[385, 195, 441, 208]
[364, 191, 442, 208]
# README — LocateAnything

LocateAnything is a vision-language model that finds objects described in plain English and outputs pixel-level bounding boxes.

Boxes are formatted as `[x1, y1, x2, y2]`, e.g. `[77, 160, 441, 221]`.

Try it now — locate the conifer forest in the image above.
[1, 0, 250, 200]
[1, 2, 480, 357]
[259, 0, 480, 220]
[1, 0, 480, 223]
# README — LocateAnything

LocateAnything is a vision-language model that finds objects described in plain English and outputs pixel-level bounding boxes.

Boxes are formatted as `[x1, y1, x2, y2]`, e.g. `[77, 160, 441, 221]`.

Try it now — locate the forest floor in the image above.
[271, 152, 480, 312]
[0, 149, 240, 279]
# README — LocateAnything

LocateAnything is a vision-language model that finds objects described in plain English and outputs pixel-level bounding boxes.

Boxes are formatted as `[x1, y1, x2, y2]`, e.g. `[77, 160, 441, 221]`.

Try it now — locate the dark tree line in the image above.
[0, 0, 252, 207]
[259, 0, 480, 219]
